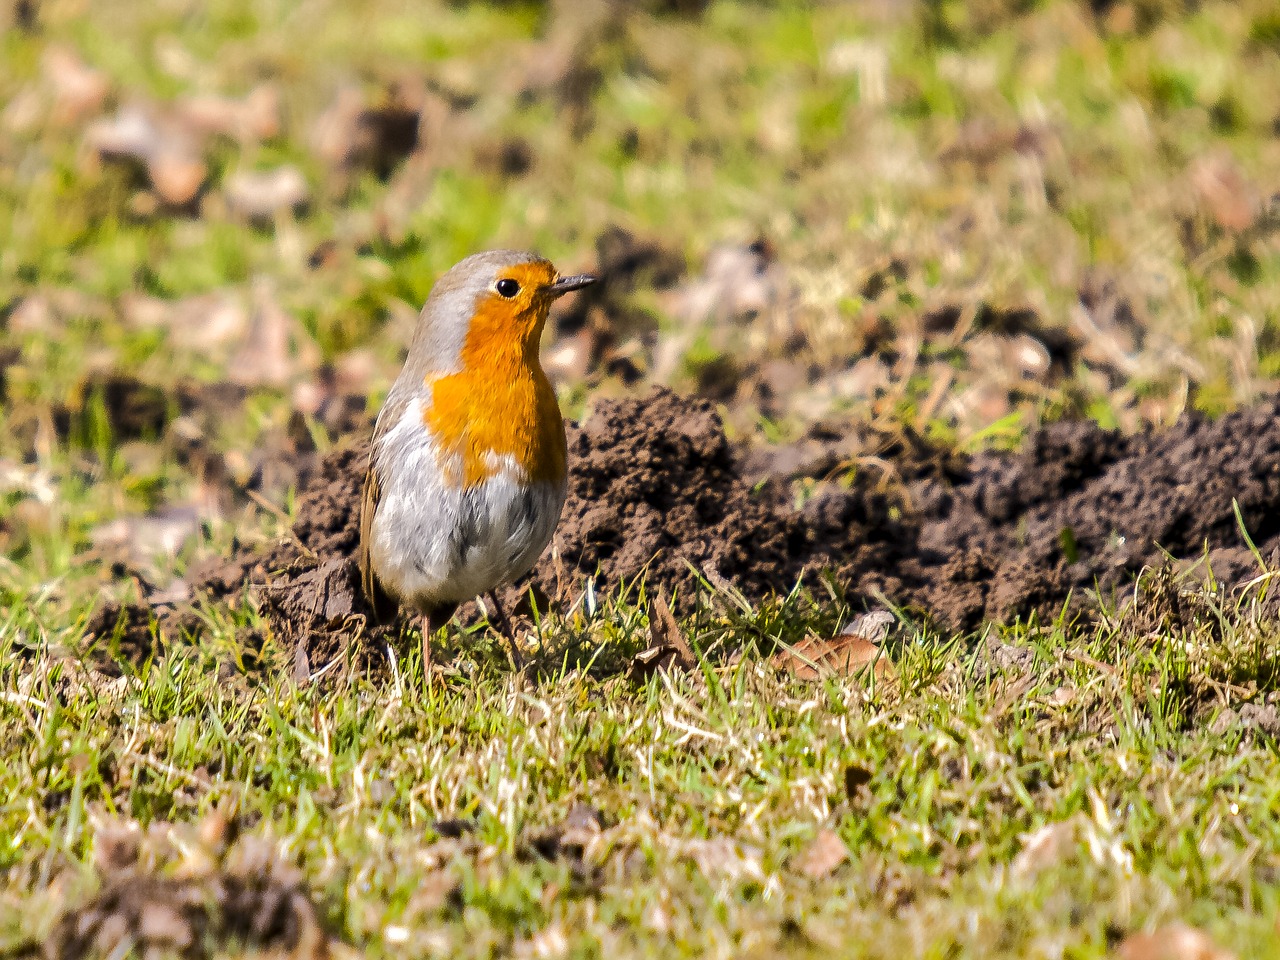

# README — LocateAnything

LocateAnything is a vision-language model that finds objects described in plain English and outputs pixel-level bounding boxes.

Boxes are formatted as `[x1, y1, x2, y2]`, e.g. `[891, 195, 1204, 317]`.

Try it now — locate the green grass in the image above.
[5, 0, 1280, 956]
[6, 587, 1280, 957]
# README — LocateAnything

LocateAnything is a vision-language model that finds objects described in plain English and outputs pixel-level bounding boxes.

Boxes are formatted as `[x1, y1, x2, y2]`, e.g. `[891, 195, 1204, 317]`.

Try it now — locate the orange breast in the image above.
[421, 308, 566, 489]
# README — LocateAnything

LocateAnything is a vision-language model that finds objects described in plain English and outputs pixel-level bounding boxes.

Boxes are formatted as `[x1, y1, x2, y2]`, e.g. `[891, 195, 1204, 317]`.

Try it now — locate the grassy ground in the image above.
[4, 0, 1280, 956]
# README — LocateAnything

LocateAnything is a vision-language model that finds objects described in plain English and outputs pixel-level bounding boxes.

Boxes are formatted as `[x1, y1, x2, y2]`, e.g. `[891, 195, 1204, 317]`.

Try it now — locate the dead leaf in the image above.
[544, 325, 601, 384]
[795, 828, 848, 879]
[7, 295, 56, 334]
[229, 279, 319, 387]
[42, 46, 109, 126]
[120, 290, 248, 351]
[225, 165, 310, 221]
[513, 923, 569, 960]
[772, 630, 895, 682]
[86, 104, 167, 162]
[179, 84, 281, 141]
[682, 836, 765, 885]
[629, 591, 696, 679]
[86, 104, 207, 206]
[90, 505, 205, 569]
[148, 151, 206, 206]
[1190, 152, 1258, 234]
[669, 238, 788, 327]
[1012, 819, 1078, 878]
[1115, 924, 1236, 960]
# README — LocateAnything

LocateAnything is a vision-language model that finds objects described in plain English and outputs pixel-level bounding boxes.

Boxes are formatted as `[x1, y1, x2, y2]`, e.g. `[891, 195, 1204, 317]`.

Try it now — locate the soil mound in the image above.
[91, 388, 1280, 667]
[186, 444, 379, 667]
[915, 399, 1280, 627]
[522, 389, 809, 603]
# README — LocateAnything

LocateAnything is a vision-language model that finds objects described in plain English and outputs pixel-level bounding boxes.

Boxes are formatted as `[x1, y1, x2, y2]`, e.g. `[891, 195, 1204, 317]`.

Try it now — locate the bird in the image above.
[357, 249, 595, 670]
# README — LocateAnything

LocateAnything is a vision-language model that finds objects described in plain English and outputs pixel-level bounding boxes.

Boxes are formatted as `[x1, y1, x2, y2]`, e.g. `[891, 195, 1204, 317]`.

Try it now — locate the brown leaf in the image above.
[1190, 152, 1257, 234]
[629, 591, 696, 679]
[229, 279, 319, 387]
[146, 151, 207, 206]
[86, 104, 206, 205]
[544, 326, 601, 384]
[90, 505, 205, 569]
[42, 46, 109, 126]
[670, 239, 788, 327]
[1012, 819, 1078, 878]
[773, 632, 895, 681]
[1115, 925, 1236, 960]
[682, 836, 765, 884]
[795, 828, 848, 879]
[179, 84, 281, 142]
[6, 294, 56, 334]
[120, 290, 248, 352]
[225, 165, 310, 221]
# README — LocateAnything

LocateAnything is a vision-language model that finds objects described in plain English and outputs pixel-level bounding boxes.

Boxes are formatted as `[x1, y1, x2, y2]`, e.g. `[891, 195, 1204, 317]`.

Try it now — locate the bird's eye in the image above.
[496, 278, 520, 298]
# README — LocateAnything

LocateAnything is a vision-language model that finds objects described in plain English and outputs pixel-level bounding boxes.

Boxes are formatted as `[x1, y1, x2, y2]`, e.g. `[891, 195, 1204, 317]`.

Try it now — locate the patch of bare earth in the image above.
[89, 387, 1280, 672]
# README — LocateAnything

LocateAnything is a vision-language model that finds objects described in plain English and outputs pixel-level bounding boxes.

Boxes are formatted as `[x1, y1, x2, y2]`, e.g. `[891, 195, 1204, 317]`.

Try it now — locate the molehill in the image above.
[92, 388, 1280, 667]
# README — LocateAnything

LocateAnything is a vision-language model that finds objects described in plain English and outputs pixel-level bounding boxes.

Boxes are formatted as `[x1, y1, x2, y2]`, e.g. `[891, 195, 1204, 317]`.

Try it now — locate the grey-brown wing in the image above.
[357, 419, 399, 624]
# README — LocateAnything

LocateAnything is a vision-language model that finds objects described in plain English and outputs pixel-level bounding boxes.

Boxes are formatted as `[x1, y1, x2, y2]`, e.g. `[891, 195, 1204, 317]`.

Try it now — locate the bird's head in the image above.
[408, 249, 595, 375]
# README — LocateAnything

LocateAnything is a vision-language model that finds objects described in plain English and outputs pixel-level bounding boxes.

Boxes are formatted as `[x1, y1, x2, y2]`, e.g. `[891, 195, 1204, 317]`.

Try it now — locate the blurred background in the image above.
[2, 0, 1280, 583]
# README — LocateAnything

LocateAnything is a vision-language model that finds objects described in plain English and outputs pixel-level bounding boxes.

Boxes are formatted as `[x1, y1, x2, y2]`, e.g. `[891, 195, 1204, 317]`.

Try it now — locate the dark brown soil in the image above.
[524, 388, 811, 604]
[91, 387, 1280, 669]
[912, 400, 1280, 627]
[183, 444, 384, 670]
[512, 387, 1280, 632]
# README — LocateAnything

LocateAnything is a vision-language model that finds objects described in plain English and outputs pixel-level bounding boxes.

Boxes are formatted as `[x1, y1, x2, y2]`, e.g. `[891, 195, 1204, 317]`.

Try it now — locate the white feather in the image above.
[368, 396, 564, 610]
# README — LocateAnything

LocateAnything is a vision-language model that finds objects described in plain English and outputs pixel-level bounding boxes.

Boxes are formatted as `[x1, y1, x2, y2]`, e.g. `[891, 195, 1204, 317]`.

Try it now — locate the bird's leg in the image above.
[486, 591, 524, 672]
[419, 614, 434, 681]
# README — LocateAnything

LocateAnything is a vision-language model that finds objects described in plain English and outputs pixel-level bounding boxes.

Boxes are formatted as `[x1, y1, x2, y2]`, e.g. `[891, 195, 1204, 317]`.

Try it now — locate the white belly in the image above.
[368, 397, 565, 610]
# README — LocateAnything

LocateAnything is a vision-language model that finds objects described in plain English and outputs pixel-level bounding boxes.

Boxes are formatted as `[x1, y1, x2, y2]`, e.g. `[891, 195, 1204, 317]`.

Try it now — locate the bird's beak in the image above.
[548, 274, 597, 298]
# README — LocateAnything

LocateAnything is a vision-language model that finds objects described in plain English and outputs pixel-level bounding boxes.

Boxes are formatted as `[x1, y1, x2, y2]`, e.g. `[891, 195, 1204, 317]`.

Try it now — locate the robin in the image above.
[357, 249, 594, 668]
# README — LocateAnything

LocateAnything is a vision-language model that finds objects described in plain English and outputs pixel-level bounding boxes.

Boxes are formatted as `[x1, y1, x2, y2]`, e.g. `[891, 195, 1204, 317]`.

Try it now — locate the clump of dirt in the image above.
[516, 389, 812, 604]
[91, 387, 1280, 672]
[81, 599, 162, 674]
[518, 389, 1280, 629]
[45, 821, 331, 960]
[183, 443, 382, 670]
